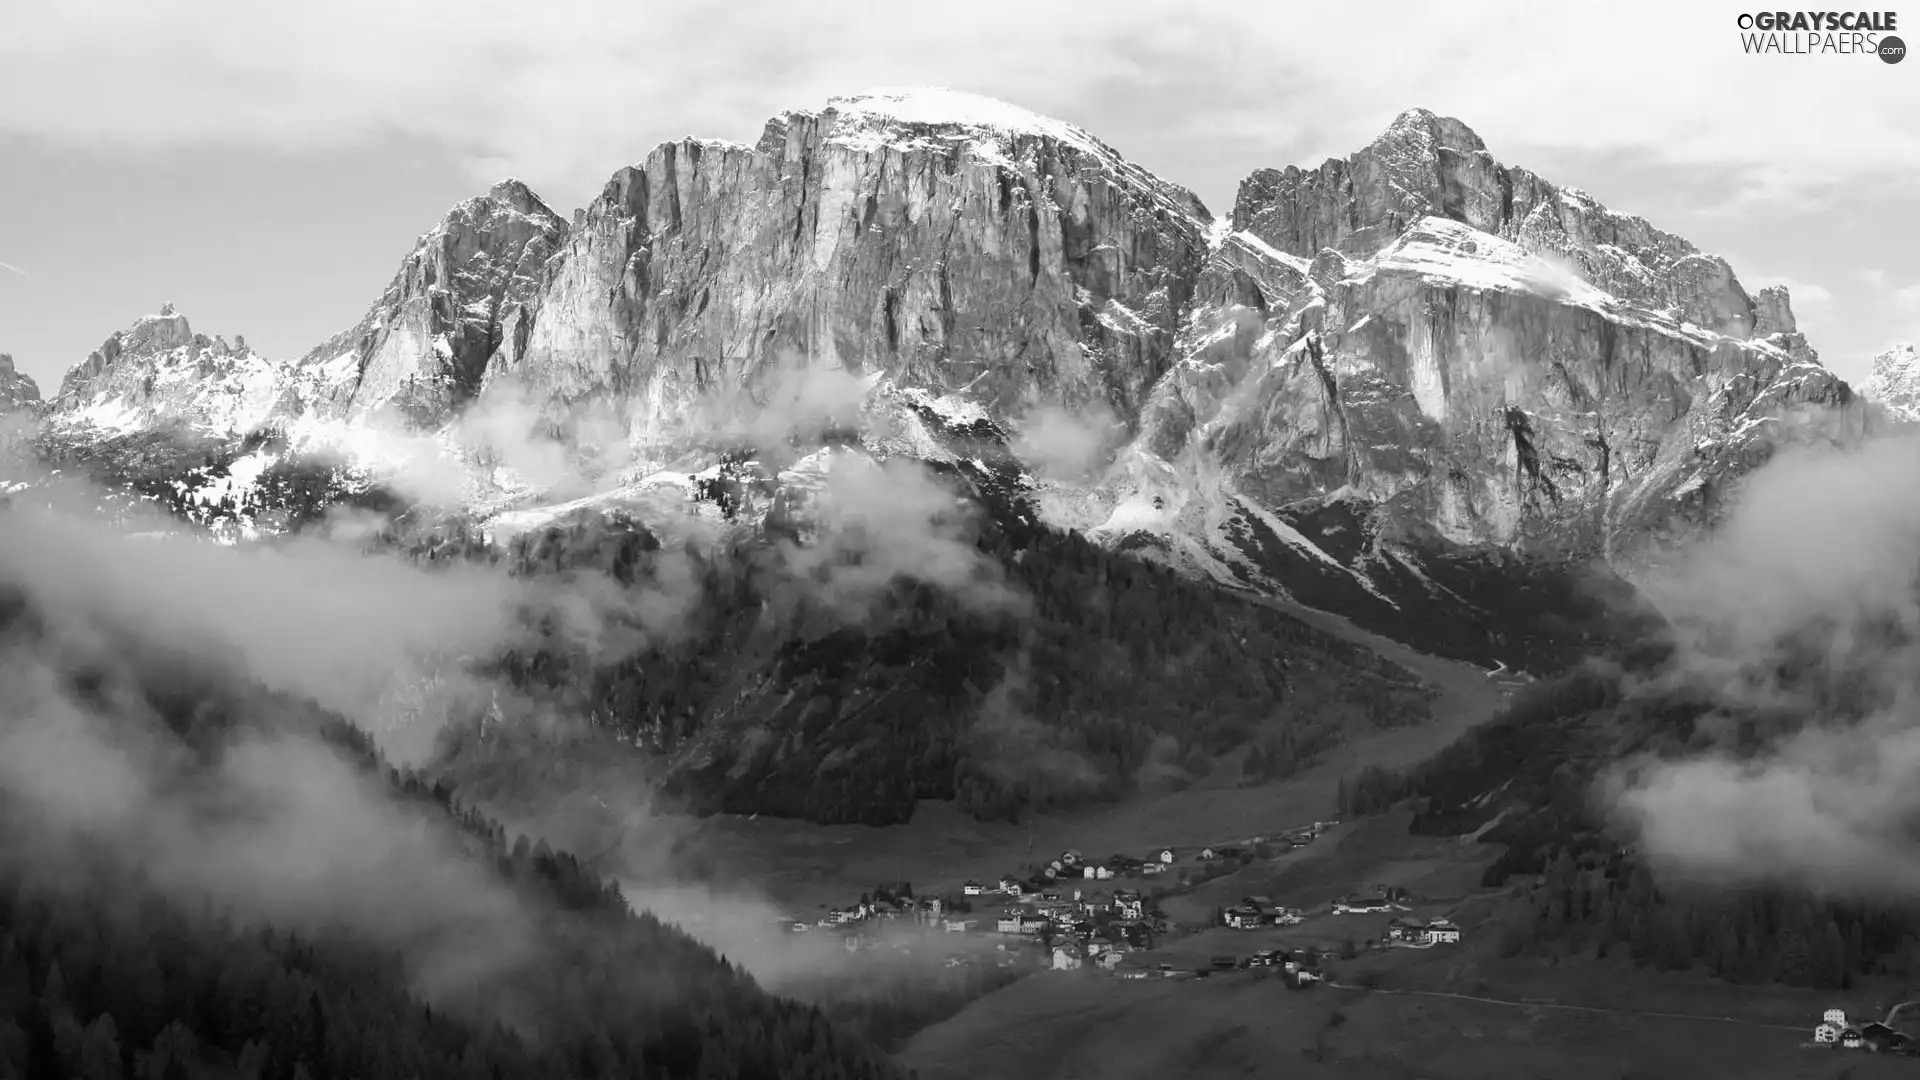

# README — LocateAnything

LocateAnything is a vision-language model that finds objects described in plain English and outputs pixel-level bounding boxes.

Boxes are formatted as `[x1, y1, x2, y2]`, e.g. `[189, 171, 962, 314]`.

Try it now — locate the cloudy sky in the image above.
[1, 0, 1915, 392]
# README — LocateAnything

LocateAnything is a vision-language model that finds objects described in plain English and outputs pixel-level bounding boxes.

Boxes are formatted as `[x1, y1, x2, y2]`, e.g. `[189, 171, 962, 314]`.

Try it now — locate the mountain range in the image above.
[8, 87, 1916, 675]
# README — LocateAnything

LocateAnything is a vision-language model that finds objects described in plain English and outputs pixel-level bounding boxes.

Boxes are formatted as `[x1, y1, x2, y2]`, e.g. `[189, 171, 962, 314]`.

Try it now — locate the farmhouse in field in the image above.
[1225, 906, 1266, 930]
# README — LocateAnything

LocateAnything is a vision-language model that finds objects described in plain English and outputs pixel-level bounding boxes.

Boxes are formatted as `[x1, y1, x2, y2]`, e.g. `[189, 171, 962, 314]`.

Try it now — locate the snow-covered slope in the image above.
[1862, 343, 1920, 426]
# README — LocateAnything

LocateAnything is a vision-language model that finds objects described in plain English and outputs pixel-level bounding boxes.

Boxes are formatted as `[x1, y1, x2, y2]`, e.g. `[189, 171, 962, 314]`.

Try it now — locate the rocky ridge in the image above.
[35, 90, 1887, 669]
[0, 353, 39, 415]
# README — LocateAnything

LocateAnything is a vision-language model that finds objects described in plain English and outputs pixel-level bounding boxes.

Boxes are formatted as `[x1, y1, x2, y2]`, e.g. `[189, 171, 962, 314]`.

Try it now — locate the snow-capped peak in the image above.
[826, 87, 1109, 150]
[1862, 342, 1920, 423]
[817, 86, 1209, 229]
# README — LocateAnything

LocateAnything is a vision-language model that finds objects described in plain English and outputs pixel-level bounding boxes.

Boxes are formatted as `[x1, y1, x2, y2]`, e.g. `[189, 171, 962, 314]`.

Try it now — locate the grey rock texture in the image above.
[297, 178, 568, 426]
[35, 92, 1881, 663]
[0, 354, 40, 414]
[484, 90, 1209, 457]
[51, 302, 287, 433]
[1862, 343, 1920, 426]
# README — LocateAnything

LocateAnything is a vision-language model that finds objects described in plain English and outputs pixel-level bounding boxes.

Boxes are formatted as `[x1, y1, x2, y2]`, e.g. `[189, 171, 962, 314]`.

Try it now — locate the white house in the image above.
[1425, 919, 1462, 944]
[1815, 1022, 1843, 1044]
[996, 913, 1024, 934]
[1824, 1009, 1848, 1027]
[963, 880, 984, 896]
[1052, 944, 1085, 970]
[1842, 1030, 1865, 1049]
[1158, 849, 1175, 864]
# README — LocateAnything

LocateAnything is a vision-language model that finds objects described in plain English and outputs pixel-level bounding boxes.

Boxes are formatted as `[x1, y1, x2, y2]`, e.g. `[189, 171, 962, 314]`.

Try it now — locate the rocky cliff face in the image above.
[297, 179, 568, 426]
[50, 180, 567, 440]
[32, 92, 1875, 672]
[0, 354, 39, 415]
[49, 303, 296, 434]
[1100, 109, 1866, 595]
[483, 89, 1208, 457]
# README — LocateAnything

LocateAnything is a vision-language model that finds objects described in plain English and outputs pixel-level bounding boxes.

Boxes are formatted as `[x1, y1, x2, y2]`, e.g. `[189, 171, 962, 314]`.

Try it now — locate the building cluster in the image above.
[1386, 917, 1463, 946]
[1811, 1009, 1919, 1054]
[1223, 895, 1305, 930]
[1330, 884, 1411, 914]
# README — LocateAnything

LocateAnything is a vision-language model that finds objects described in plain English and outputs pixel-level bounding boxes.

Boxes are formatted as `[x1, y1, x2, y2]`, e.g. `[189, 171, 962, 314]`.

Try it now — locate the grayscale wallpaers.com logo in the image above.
[1736, 10, 1904, 60]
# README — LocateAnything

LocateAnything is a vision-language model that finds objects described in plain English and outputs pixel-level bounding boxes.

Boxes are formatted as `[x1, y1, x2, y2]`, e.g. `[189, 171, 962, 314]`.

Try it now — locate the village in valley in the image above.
[763, 816, 1483, 990]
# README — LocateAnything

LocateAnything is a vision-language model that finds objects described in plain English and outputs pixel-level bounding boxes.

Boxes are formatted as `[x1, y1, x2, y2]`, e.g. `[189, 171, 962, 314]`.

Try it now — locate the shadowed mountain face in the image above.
[27, 90, 1910, 679]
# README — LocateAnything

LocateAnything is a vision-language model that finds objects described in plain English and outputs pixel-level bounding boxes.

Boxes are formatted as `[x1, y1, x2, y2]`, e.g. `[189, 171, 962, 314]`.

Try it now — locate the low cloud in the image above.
[1602, 432, 1920, 896]
[1011, 402, 1119, 482]
[0, 530, 546, 1021]
[774, 452, 1026, 623]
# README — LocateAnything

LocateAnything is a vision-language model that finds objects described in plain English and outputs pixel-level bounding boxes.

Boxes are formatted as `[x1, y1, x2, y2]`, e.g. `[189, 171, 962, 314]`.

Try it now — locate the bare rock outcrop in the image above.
[296, 179, 568, 426]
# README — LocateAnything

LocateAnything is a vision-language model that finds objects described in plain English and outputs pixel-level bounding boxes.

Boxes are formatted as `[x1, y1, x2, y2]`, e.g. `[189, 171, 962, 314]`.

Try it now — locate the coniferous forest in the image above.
[1334, 649, 1920, 998]
[0, 582, 905, 1080]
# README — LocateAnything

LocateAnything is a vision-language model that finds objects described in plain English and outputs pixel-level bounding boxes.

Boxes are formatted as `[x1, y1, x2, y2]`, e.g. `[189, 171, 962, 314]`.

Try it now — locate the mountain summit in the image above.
[30, 92, 1884, 668]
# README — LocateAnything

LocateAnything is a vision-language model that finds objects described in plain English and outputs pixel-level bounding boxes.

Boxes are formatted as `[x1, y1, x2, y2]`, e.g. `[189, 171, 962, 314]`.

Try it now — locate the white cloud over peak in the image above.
[2, 0, 1914, 210]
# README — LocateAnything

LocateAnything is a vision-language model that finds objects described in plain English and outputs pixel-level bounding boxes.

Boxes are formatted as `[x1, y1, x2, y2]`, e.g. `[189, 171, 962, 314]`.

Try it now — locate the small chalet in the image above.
[1426, 918, 1462, 944]
[1052, 944, 1086, 970]
[963, 880, 984, 896]
[1387, 918, 1422, 942]
[1860, 1022, 1914, 1053]
[1140, 861, 1167, 876]
[1158, 848, 1176, 864]
[1114, 890, 1146, 920]
[1198, 847, 1217, 861]
[1225, 907, 1266, 930]
[1333, 895, 1392, 914]
[1080, 890, 1114, 915]
[1062, 850, 1083, 866]
[998, 875, 1021, 894]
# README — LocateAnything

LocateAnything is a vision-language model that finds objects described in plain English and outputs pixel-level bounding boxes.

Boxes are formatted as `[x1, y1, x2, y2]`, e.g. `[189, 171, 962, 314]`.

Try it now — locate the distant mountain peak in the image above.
[1375, 107, 1491, 156]
[1863, 343, 1920, 423]
[0, 352, 40, 413]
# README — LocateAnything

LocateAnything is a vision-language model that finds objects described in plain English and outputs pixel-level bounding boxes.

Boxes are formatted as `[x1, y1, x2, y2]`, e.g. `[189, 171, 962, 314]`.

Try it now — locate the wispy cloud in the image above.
[0, 259, 37, 281]
[0, 0, 1911, 211]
